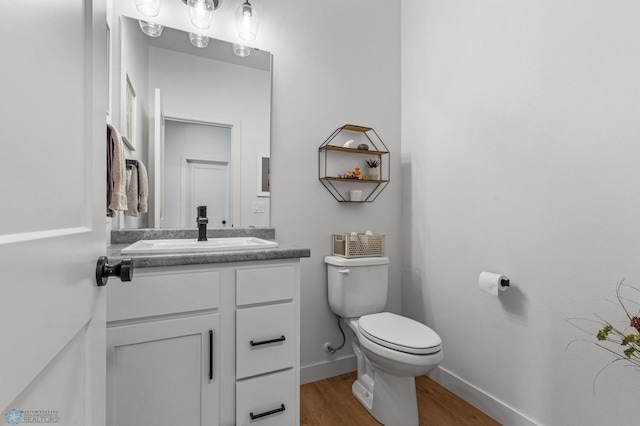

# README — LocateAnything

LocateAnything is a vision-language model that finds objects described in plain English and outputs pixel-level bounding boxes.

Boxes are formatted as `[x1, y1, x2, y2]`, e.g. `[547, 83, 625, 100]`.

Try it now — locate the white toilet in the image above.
[324, 256, 443, 426]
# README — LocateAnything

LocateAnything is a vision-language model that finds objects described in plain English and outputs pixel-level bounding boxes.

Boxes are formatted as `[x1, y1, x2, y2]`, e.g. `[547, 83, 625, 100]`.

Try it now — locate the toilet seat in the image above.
[358, 312, 441, 355]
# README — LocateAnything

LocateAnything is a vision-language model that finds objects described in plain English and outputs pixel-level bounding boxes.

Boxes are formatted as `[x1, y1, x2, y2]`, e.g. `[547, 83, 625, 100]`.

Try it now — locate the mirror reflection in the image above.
[115, 16, 271, 229]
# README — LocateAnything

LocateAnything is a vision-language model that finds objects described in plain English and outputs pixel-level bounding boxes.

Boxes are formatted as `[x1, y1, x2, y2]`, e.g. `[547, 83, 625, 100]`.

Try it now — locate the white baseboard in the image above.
[300, 355, 357, 385]
[430, 366, 541, 426]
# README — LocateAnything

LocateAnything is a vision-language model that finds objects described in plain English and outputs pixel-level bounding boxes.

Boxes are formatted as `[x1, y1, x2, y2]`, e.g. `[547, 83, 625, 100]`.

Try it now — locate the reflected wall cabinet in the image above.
[318, 124, 390, 202]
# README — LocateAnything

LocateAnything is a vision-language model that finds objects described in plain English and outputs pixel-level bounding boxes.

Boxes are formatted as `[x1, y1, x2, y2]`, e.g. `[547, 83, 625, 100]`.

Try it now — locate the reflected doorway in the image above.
[162, 120, 232, 228]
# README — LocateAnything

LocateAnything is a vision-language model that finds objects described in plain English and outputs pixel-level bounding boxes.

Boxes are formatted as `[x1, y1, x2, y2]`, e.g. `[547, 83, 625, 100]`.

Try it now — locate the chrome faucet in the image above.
[197, 206, 208, 242]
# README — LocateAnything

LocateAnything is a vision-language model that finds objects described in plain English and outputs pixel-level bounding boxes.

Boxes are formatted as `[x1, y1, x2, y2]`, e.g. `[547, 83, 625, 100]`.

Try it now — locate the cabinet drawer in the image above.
[236, 369, 295, 426]
[236, 303, 295, 379]
[108, 269, 220, 322]
[236, 265, 295, 306]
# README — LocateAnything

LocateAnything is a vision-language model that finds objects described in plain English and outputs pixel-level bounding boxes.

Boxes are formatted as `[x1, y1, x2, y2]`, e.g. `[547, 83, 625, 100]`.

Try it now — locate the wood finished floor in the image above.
[300, 372, 500, 426]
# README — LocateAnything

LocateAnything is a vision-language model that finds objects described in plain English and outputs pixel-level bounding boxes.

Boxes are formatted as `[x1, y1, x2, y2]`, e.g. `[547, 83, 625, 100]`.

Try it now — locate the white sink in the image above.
[121, 237, 279, 254]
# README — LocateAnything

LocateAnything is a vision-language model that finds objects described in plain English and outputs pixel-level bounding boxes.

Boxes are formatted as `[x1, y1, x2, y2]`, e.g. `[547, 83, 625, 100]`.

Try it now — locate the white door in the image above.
[0, 2, 107, 425]
[151, 88, 165, 228]
[182, 160, 230, 228]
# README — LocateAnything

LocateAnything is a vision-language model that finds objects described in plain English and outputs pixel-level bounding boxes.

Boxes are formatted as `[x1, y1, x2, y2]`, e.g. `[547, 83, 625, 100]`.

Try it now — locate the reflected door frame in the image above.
[160, 115, 242, 228]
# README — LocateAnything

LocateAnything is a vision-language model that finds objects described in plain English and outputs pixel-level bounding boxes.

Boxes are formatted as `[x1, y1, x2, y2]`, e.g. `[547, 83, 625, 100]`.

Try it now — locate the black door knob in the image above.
[96, 256, 133, 287]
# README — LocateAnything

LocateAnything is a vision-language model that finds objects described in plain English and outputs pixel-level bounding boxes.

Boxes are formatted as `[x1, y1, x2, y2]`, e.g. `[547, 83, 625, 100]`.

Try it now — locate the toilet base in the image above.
[351, 370, 419, 426]
[352, 379, 373, 412]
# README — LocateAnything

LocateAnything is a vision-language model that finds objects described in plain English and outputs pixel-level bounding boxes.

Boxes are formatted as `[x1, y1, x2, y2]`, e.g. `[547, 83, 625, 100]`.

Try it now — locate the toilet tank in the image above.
[324, 256, 389, 318]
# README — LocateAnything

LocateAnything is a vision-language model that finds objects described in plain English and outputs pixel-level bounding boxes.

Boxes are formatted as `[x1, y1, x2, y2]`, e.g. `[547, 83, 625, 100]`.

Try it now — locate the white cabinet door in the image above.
[0, 1, 107, 424]
[107, 314, 220, 426]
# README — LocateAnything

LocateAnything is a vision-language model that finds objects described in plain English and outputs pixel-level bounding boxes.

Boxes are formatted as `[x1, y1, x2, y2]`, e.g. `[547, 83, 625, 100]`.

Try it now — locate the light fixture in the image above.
[135, 0, 263, 46]
[139, 20, 164, 37]
[186, 0, 215, 30]
[135, 0, 161, 17]
[189, 33, 210, 48]
[233, 43, 251, 57]
[236, 0, 259, 41]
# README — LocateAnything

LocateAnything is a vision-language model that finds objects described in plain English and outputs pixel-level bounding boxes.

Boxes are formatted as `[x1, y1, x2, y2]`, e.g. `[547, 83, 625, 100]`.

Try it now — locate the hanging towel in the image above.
[137, 161, 149, 213]
[107, 124, 128, 216]
[125, 164, 139, 217]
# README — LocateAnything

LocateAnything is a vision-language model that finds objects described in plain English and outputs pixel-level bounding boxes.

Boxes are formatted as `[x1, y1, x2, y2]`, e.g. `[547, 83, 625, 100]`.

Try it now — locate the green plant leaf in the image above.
[597, 325, 613, 341]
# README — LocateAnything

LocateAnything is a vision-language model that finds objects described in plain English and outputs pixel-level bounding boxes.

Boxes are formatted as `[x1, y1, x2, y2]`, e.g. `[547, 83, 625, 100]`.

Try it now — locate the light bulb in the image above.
[134, 0, 161, 17]
[188, 0, 214, 30]
[233, 43, 251, 58]
[236, 0, 258, 41]
[139, 20, 164, 37]
[189, 33, 210, 48]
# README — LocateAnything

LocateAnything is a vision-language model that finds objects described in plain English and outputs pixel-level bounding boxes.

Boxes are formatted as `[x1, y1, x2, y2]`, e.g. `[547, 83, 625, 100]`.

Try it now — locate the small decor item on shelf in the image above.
[365, 159, 380, 180]
[349, 190, 363, 201]
[357, 144, 369, 150]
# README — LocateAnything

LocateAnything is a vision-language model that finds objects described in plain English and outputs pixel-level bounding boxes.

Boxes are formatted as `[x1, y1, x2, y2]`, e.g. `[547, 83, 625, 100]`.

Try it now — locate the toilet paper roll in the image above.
[479, 272, 509, 296]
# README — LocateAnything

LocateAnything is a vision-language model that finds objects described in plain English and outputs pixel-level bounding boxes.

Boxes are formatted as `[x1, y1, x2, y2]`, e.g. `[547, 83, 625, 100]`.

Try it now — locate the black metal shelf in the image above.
[318, 124, 390, 203]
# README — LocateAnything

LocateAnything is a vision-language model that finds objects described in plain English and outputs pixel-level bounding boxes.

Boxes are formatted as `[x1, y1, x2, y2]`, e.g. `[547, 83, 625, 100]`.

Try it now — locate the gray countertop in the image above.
[107, 227, 309, 268]
[107, 243, 311, 268]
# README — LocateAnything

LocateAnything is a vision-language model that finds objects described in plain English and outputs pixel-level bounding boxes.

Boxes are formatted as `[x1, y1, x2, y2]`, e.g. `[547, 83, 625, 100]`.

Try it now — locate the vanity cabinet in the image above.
[106, 259, 300, 426]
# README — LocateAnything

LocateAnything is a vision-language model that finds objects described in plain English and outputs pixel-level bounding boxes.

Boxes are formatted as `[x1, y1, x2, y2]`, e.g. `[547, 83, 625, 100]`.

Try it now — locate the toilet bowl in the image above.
[345, 313, 442, 426]
[324, 256, 443, 426]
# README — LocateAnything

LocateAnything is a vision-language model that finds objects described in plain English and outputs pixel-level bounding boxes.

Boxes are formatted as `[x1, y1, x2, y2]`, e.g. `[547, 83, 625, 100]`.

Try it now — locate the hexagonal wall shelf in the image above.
[318, 124, 390, 202]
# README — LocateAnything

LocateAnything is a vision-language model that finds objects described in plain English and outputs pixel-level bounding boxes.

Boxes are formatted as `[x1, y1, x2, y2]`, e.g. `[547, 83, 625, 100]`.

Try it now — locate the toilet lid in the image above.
[358, 312, 442, 355]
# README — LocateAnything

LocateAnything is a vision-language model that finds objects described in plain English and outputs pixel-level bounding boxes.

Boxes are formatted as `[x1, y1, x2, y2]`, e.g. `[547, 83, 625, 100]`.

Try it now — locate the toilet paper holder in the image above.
[478, 271, 510, 295]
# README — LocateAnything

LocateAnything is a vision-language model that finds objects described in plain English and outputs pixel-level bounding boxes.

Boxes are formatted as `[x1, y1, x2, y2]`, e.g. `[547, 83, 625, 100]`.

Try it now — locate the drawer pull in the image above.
[250, 404, 286, 420]
[250, 335, 286, 347]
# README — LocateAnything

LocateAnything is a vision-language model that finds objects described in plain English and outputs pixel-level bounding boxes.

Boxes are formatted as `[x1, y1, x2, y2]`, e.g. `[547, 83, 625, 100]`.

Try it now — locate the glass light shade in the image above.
[135, 0, 161, 17]
[188, 0, 214, 30]
[139, 20, 164, 37]
[233, 43, 251, 58]
[189, 33, 210, 48]
[236, 1, 259, 41]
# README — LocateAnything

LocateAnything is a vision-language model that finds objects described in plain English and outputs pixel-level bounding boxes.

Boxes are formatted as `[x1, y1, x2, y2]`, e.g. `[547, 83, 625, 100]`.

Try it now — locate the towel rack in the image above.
[125, 159, 138, 170]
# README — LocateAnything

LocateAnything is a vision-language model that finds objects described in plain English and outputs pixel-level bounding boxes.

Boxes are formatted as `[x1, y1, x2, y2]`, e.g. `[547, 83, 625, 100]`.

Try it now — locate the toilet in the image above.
[324, 256, 443, 426]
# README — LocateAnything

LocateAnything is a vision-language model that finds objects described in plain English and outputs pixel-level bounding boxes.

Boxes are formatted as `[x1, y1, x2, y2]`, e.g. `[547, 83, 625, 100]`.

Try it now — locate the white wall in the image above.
[112, 15, 150, 229]
[111, 0, 401, 381]
[265, 1, 402, 381]
[402, 1, 640, 424]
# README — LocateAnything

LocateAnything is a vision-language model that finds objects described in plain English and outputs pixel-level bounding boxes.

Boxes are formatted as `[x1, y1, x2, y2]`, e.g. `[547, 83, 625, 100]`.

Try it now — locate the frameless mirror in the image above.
[115, 16, 271, 229]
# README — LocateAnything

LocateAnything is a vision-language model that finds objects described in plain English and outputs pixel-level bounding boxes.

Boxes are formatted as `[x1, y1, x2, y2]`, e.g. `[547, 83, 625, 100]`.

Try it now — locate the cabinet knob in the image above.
[96, 256, 133, 287]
